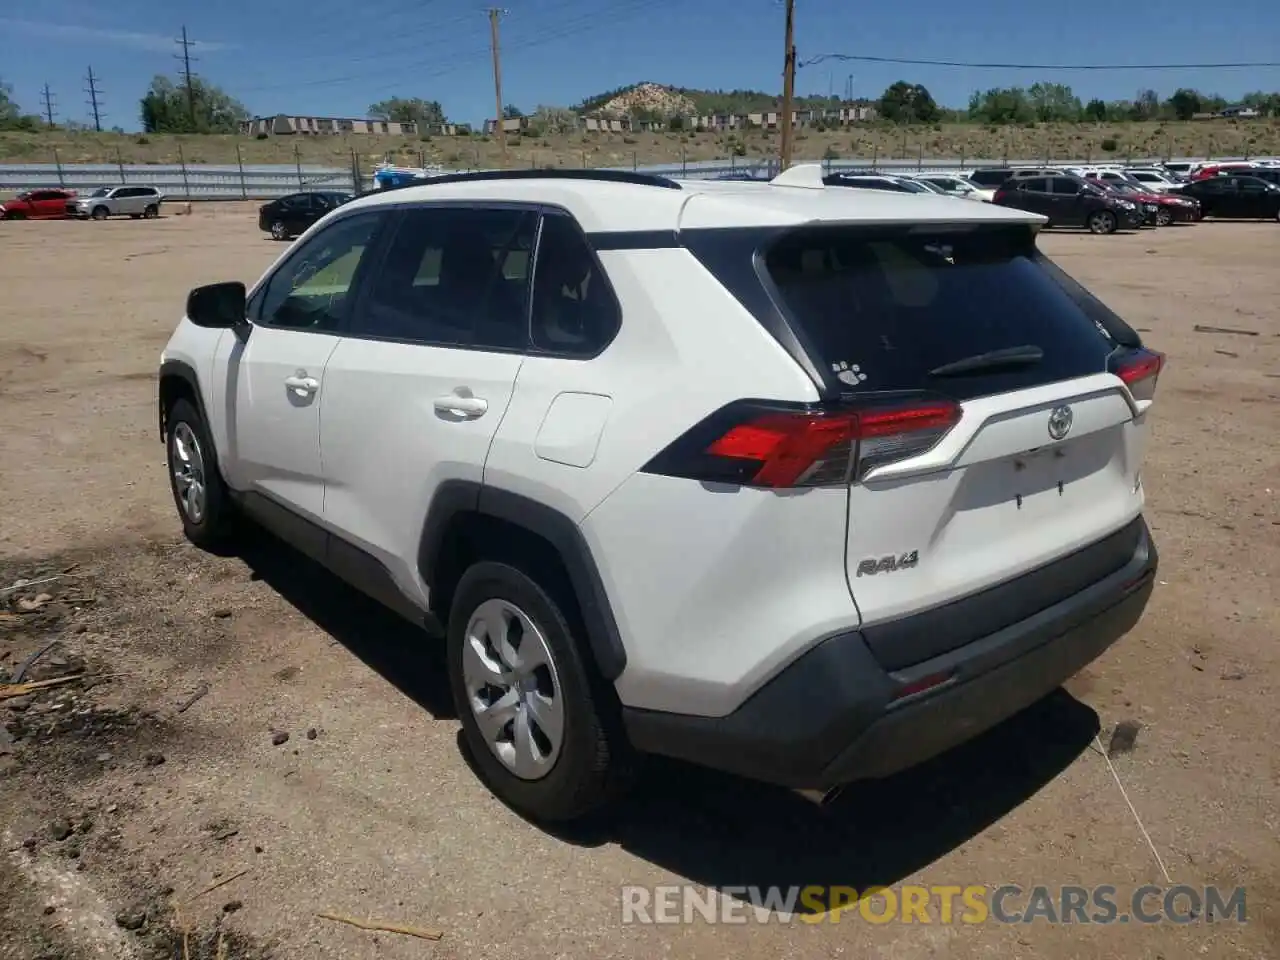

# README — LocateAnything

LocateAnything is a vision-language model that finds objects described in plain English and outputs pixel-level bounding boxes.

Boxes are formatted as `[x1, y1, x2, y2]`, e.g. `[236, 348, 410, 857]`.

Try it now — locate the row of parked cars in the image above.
[819, 160, 1280, 235]
[0, 185, 165, 220]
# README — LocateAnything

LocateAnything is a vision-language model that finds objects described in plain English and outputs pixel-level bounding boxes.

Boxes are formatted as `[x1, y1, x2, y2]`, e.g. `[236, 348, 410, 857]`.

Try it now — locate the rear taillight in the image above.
[642, 397, 962, 489]
[1110, 348, 1164, 403]
[993, 188, 1009, 202]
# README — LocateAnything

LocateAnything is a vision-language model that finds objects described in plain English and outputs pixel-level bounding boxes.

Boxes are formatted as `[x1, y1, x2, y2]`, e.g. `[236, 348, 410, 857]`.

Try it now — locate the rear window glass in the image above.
[762, 224, 1119, 400]
[968, 170, 1011, 187]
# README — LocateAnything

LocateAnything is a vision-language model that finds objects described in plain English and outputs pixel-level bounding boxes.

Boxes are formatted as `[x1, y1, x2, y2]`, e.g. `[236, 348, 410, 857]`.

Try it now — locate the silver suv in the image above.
[67, 185, 163, 220]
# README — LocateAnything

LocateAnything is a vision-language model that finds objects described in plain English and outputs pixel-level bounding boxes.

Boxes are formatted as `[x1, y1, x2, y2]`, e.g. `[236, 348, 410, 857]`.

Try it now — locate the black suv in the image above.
[258, 191, 353, 240]
[992, 175, 1142, 234]
[1175, 175, 1280, 220]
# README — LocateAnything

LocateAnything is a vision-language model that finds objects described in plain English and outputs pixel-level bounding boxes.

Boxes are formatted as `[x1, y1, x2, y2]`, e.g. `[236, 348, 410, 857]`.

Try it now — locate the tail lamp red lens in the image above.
[1111, 348, 1164, 403]
[644, 398, 962, 489]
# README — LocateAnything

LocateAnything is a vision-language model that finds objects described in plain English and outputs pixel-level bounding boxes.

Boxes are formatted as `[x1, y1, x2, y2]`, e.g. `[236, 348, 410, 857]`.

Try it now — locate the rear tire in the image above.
[447, 561, 634, 822]
[1156, 207, 1173, 227]
[91, 206, 109, 221]
[165, 398, 236, 550]
[144, 204, 159, 219]
[270, 220, 289, 241]
[1088, 210, 1118, 235]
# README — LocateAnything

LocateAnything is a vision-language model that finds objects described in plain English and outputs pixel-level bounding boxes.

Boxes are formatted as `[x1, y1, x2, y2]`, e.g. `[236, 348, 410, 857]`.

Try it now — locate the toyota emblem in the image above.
[1047, 405, 1073, 441]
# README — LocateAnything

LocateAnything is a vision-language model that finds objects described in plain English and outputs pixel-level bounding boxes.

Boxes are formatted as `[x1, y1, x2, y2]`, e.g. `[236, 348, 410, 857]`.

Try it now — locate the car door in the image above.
[1016, 178, 1054, 219]
[319, 204, 537, 605]
[286, 194, 316, 234]
[1235, 177, 1277, 218]
[29, 191, 60, 218]
[211, 207, 391, 525]
[1048, 177, 1086, 225]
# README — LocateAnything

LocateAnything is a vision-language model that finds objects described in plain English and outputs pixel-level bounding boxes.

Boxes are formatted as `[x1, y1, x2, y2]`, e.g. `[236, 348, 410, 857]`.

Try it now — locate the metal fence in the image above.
[2, 152, 1273, 200]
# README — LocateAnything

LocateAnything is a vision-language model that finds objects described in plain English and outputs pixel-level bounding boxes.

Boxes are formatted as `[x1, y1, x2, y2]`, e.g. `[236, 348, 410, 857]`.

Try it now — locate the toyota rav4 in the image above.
[158, 166, 1161, 822]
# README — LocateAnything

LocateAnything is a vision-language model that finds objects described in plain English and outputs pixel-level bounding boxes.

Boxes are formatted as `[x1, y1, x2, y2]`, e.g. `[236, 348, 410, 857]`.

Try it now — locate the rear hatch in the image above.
[761, 222, 1161, 670]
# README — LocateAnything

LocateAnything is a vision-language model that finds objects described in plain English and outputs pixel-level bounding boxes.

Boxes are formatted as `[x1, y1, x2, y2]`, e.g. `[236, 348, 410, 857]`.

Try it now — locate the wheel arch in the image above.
[419, 480, 627, 681]
[158, 359, 211, 444]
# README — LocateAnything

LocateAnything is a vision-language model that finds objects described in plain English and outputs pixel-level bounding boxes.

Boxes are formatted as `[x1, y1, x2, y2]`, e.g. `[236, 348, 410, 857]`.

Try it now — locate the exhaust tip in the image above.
[794, 786, 845, 807]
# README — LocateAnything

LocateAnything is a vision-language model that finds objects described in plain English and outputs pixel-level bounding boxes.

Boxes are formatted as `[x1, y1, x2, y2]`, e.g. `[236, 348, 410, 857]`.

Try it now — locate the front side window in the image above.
[354, 206, 536, 350]
[258, 211, 386, 332]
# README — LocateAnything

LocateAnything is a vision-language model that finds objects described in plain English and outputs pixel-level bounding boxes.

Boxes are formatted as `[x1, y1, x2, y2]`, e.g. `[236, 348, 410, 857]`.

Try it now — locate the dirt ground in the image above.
[0, 208, 1278, 960]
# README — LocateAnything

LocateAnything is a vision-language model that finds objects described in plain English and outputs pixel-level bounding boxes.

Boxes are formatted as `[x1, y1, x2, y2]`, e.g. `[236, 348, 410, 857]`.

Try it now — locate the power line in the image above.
[85, 66, 104, 132]
[779, 0, 795, 170]
[800, 52, 1280, 70]
[39, 83, 56, 128]
[175, 25, 198, 125]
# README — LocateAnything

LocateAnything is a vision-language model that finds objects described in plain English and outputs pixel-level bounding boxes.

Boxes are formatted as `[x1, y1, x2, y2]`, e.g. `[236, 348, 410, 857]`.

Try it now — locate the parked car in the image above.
[993, 175, 1143, 233]
[1084, 179, 1162, 226]
[910, 175, 991, 201]
[1094, 180, 1200, 225]
[965, 168, 1019, 191]
[258, 191, 354, 240]
[158, 166, 1160, 822]
[0, 188, 77, 220]
[1123, 169, 1184, 192]
[67, 185, 163, 220]
[1160, 161, 1197, 177]
[1190, 161, 1258, 181]
[1216, 166, 1280, 188]
[1173, 175, 1280, 220]
[823, 174, 932, 193]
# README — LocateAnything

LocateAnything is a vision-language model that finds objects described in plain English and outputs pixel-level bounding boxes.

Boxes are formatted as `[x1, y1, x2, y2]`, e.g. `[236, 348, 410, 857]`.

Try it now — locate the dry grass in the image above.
[2, 118, 1278, 171]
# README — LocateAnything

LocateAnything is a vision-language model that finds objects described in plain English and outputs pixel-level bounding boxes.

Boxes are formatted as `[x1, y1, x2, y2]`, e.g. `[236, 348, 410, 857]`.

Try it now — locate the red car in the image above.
[1086, 177, 1201, 226]
[1191, 162, 1257, 181]
[1, 188, 77, 220]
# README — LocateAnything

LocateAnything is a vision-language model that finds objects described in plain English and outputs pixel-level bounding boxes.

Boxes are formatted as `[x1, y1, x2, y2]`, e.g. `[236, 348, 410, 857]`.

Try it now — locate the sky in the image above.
[1, 0, 1278, 130]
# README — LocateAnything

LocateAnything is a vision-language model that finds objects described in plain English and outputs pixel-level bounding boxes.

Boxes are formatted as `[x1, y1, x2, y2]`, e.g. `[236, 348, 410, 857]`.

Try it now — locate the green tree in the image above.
[502, 103, 524, 119]
[1027, 82, 1081, 122]
[968, 87, 1034, 124]
[531, 105, 578, 135]
[877, 81, 939, 123]
[368, 97, 446, 126]
[1130, 88, 1160, 120]
[140, 75, 248, 134]
[0, 80, 41, 131]
[1241, 91, 1280, 116]
[1084, 98, 1109, 121]
[1166, 88, 1202, 121]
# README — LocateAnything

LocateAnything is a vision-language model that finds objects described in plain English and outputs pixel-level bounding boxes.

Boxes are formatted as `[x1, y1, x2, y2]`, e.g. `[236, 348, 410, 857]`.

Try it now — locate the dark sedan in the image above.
[258, 191, 353, 240]
[1173, 176, 1280, 221]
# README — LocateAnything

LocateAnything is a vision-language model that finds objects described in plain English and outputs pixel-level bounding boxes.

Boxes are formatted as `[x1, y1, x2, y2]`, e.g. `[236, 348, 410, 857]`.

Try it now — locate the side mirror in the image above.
[186, 281, 246, 329]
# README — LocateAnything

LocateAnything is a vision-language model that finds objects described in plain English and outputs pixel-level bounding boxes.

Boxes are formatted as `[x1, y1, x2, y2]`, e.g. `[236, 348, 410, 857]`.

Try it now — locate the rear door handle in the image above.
[284, 374, 320, 396]
[433, 395, 488, 418]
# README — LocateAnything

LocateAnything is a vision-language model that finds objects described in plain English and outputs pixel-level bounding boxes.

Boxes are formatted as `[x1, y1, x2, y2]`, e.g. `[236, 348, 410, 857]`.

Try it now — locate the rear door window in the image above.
[762, 224, 1118, 401]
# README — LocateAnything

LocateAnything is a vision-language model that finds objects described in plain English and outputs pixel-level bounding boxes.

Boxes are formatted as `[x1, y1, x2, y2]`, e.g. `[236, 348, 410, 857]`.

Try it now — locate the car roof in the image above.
[340, 165, 1045, 233]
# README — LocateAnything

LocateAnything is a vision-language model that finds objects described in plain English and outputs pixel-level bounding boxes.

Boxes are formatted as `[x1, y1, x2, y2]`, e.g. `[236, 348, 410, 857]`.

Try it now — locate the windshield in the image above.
[88, 187, 110, 198]
[16, 191, 32, 200]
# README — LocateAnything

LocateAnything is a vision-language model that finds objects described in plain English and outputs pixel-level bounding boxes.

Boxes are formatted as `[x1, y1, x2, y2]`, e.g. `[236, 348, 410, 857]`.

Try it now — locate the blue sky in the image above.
[2, 0, 1278, 130]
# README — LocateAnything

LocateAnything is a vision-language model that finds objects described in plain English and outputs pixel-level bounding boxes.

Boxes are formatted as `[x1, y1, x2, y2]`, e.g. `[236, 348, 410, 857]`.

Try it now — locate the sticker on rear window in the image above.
[832, 361, 868, 386]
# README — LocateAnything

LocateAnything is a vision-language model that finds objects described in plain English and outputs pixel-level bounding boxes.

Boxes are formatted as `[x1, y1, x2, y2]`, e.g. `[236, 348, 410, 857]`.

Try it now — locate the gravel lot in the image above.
[1, 208, 1278, 960]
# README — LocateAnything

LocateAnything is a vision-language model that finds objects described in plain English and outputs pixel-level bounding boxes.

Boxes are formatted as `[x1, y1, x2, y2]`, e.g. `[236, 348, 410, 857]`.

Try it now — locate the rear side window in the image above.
[760, 225, 1119, 400]
[530, 212, 620, 358]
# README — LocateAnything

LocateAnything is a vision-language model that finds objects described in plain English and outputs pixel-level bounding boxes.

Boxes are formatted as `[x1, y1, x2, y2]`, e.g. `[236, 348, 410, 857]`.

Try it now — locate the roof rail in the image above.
[415, 168, 683, 190]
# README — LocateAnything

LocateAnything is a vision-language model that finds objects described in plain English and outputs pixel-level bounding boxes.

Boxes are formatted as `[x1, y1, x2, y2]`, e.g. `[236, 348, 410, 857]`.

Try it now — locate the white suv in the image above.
[158, 166, 1162, 822]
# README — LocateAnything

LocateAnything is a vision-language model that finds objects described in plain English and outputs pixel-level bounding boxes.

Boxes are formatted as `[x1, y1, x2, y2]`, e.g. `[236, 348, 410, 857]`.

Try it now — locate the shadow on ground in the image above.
[228, 528, 1099, 910]
[229, 528, 455, 720]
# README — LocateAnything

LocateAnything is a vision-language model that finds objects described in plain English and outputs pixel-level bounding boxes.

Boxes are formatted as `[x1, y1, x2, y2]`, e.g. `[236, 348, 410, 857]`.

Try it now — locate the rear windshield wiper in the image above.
[928, 345, 1044, 378]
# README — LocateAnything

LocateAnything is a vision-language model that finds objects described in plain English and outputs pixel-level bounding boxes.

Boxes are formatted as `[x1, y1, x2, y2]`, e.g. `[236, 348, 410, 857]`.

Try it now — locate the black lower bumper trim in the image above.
[622, 518, 1156, 790]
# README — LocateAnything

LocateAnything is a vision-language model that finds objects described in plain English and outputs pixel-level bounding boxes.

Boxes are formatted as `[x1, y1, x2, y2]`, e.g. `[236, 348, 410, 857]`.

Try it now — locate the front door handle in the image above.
[284, 374, 320, 397]
[433, 394, 488, 418]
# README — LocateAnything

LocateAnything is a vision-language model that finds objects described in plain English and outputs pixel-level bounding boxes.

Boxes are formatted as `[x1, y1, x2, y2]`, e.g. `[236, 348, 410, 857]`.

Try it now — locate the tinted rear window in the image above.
[968, 170, 1011, 187]
[761, 224, 1119, 399]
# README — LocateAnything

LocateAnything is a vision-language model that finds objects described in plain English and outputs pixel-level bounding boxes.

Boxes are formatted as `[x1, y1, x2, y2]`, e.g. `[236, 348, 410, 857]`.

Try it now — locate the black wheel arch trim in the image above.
[158, 359, 212, 443]
[419, 480, 627, 681]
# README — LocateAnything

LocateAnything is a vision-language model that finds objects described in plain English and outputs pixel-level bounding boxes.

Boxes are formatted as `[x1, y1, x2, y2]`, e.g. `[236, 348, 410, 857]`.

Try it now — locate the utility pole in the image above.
[85, 66, 104, 132]
[779, 0, 796, 170]
[488, 8, 508, 167]
[40, 84, 56, 128]
[175, 25, 198, 127]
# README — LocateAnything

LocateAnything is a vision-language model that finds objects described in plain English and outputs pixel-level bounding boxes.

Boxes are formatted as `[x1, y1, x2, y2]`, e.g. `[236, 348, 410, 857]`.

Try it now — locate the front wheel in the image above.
[143, 204, 159, 219]
[447, 562, 634, 822]
[91, 206, 109, 221]
[1088, 210, 1118, 235]
[165, 398, 236, 549]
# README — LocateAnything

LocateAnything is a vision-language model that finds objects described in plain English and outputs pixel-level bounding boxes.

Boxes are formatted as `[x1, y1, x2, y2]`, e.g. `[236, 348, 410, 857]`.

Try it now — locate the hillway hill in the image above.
[1, 119, 1277, 172]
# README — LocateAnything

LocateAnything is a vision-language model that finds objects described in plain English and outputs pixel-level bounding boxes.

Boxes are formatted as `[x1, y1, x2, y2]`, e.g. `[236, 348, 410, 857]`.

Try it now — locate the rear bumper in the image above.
[622, 517, 1157, 790]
